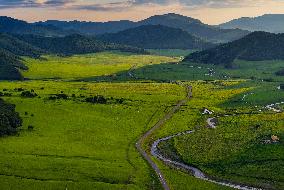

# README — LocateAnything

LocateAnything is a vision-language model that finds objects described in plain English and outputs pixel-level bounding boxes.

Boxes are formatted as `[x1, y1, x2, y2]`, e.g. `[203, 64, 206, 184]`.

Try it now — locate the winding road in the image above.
[136, 85, 263, 190]
[136, 85, 191, 190]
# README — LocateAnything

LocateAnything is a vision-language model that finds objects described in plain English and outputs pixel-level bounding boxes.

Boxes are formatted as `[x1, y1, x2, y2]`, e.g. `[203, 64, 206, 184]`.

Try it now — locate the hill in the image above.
[36, 13, 249, 43]
[0, 34, 42, 80]
[98, 25, 214, 50]
[219, 14, 284, 33]
[0, 16, 69, 37]
[139, 13, 249, 43]
[184, 32, 284, 67]
[16, 34, 146, 55]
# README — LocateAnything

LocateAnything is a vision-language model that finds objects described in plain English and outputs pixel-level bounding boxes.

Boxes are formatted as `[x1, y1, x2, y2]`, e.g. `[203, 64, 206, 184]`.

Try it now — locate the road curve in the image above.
[151, 123, 263, 190]
[136, 85, 191, 190]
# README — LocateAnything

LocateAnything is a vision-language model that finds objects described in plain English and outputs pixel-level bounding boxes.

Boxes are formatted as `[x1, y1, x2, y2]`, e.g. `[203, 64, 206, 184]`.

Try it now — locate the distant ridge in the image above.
[98, 25, 214, 50]
[219, 14, 284, 33]
[35, 13, 249, 43]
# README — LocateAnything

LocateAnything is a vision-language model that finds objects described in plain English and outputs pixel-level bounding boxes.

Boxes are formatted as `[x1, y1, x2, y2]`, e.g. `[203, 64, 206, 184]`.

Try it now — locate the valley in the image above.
[0, 11, 284, 190]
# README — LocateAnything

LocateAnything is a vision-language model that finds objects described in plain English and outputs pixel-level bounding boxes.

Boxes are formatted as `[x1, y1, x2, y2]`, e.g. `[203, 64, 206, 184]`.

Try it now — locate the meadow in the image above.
[153, 81, 284, 190]
[0, 80, 186, 190]
[22, 52, 177, 80]
[1, 50, 284, 190]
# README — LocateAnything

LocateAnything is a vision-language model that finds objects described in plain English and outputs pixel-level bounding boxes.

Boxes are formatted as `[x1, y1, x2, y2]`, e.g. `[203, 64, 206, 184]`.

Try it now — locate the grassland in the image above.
[154, 81, 284, 190]
[0, 80, 186, 190]
[1, 50, 284, 190]
[22, 52, 177, 80]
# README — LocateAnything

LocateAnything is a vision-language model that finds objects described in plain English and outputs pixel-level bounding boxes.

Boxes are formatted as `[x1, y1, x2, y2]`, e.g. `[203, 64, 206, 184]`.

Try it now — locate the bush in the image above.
[21, 90, 38, 98]
[0, 98, 22, 136]
[86, 95, 107, 104]
[48, 93, 68, 100]
[28, 125, 34, 131]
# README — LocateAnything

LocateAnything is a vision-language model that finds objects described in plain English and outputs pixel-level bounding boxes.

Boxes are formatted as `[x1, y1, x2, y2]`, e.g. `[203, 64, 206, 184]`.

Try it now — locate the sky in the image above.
[0, 0, 284, 24]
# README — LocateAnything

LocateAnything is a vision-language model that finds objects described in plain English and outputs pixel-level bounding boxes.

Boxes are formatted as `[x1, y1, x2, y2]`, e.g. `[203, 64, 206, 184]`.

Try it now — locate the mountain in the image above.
[219, 14, 284, 33]
[36, 13, 249, 43]
[16, 34, 146, 55]
[98, 25, 214, 50]
[0, 16, 69, 37]
[184, 32, 284, 68]
[139, 13, 249, 43]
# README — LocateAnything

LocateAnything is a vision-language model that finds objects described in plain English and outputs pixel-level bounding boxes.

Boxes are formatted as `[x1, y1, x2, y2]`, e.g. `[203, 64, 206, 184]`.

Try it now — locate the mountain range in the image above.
[35, 13, 249, 43]
[219, 14, 284, 33]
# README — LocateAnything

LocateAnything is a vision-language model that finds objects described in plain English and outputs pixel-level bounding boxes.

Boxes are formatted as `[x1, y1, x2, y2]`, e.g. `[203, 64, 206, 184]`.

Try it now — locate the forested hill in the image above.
[184, 32, 284, 67]
[0, 33, 42, 80]
[16, 34, 146, 55]
[98, 25, 214, 50]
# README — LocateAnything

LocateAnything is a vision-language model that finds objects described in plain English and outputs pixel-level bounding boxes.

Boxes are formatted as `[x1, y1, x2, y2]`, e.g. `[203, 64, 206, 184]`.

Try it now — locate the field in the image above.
[22, 52, 177, 80]
[155, 81, 284, 190]
[1, 51, 284, 190]
[0, 80, 186, 190]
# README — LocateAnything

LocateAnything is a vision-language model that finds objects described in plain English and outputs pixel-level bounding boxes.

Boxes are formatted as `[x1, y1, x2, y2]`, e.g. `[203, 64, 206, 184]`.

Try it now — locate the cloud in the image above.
[0, 0, 277, 10]
[72, 0, 273, 12]
[0, 0, 73, 9]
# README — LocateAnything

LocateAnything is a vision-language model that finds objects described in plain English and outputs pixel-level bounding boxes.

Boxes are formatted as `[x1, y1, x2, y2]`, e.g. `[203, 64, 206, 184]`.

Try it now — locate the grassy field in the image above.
[22, 52, 177, 80]
[0, 80, 185, 190]
[154, 81, 284, 190]
[1, 50, 284, 190]
[104, 59, 284, 82]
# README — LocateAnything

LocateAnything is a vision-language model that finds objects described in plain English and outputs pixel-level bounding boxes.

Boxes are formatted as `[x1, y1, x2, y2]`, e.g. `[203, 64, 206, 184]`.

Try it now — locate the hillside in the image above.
[219, 14, 284, 33]
[16, 34, 146, 55]
[184, 31, 284, 67]
[139, 13, 249, 43]
[0, 34, 42, 80]
[36, 13, 249, 43]
[98, 25, 214, 50]
[0, 49, 24, 80]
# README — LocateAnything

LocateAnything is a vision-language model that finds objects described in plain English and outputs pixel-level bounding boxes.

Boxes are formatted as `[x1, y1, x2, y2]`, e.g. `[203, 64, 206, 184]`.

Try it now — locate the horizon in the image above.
[1, 12, 284, 25]
[0, 0, 284, 25]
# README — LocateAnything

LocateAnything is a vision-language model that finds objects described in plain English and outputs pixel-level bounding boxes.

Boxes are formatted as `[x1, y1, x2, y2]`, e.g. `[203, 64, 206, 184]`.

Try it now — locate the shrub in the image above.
[28, 125, 34, 131]
[86, 95, 107, 104]
[21, 90, 38, 98]
[48, 94, 68, 100]
[0, 98, 22, 136]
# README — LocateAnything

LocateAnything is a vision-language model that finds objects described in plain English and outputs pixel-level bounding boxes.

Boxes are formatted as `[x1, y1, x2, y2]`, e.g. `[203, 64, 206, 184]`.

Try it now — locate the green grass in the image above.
[2, 51, 284, 190]
[0, 80, 184, 190]
[153, 81, 284, 190]
[22, 52, 177, 80]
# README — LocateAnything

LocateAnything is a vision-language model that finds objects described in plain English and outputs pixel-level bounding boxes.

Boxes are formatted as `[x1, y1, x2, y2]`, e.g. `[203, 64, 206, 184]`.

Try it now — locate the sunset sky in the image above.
[0, 0, 284, 24]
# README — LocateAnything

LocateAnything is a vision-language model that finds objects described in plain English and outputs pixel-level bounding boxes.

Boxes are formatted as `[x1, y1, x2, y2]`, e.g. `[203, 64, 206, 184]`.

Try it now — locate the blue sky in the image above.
[0, 0, 284, 24]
